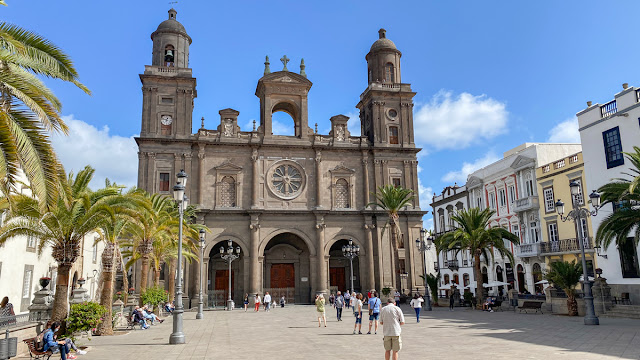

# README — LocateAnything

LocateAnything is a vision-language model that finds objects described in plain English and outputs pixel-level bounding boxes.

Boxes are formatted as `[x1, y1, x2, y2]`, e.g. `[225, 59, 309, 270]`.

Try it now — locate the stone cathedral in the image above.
[135, 9, 426, 305]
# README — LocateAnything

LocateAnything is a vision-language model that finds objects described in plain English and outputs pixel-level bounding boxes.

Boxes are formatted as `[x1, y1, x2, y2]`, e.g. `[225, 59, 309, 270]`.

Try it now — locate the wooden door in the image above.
[270, 264, 295, 288]
[215, 270, 234, 299]
[330, 267, 346, 292]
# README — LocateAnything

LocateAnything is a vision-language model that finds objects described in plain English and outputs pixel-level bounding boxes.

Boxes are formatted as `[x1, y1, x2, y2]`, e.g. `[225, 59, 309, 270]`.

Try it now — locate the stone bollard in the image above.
[28, 282, 53, 322]
[591, 277, 613, 315]
[113, 299, 127, 328]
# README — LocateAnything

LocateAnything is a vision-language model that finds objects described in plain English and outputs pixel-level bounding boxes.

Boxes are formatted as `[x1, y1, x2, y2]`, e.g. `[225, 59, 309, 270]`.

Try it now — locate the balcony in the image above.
[540, 237, 594, 255]
[516, 242, 541, 257]
[513, 196, 539, 213]
[600, 100, 618, 118]
[444, 260, 459, 271]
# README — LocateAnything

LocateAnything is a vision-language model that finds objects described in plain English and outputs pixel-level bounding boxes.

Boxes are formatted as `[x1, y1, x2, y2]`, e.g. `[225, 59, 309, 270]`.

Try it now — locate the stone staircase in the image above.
[601, 304, 640, 319]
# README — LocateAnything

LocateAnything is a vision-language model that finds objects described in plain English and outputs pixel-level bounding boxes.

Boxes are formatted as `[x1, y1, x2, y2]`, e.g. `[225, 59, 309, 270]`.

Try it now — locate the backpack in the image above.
[35, 330, 46, 351]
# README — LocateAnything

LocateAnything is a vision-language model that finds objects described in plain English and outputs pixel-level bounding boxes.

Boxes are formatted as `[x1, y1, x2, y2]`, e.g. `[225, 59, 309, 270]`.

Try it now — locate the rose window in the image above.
[272, 164, 303, 196]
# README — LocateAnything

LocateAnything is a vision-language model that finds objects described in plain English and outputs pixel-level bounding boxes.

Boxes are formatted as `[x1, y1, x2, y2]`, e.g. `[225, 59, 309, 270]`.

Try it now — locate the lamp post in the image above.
[341, 239, 360, 293]
[196, 229, 206, 319]
[169, 169, 188, 344]
[415, 228, 433, 311]
[554, 180, 602, 326]
[220, 240, 240, 311]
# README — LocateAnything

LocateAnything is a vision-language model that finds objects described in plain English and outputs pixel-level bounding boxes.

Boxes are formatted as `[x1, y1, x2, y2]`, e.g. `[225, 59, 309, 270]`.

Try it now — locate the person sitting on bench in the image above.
[483, 297, 495, 311]
[132, 307, 149, 329]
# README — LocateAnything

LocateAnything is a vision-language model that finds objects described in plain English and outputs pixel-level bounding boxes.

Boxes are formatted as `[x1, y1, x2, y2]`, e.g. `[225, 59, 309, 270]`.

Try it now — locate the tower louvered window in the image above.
[335, 178, 350, 209]
[220, 176, 236, 207]
[385, 63, 395, 83]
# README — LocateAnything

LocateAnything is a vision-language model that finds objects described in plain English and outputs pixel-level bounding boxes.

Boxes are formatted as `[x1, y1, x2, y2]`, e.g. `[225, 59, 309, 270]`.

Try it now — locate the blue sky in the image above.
[4, 1, 640, 227]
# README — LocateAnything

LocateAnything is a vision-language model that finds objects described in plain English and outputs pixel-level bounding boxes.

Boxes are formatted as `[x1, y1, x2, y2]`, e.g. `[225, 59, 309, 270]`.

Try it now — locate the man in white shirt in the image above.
[380, 298, 405, 360]
[263, 292, 272, 312]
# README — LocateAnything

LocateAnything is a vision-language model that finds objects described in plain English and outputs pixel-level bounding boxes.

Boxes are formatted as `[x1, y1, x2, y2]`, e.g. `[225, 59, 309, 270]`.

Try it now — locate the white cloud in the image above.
[547, 117, 580, 143]
[418, 182, 434, 210]
[52, 116, 139, 189]
[414, 90, 509, 150]
[442, 151, 500, 184]
[422, 218, 434, 231]
[271, 119, 295, 136]
[346, 112, 361, 137]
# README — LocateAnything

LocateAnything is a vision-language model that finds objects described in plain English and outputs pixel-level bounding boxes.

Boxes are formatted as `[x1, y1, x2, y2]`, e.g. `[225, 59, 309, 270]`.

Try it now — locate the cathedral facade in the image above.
[135, 9, 426, 305]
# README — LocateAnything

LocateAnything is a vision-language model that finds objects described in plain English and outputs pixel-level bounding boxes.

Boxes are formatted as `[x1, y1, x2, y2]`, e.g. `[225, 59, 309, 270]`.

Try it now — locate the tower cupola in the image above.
[366, 28, 402, 84]
[150, 9, 192, 68]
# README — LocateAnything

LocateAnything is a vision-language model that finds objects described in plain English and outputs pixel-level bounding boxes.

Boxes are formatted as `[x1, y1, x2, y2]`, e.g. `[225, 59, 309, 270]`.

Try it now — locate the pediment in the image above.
[466, 176, 483, 189]
[510, 155, 535, 170]
[329, 164, 356, 174]
[214, 160, 243, 171]
[259, 71, 313, 86]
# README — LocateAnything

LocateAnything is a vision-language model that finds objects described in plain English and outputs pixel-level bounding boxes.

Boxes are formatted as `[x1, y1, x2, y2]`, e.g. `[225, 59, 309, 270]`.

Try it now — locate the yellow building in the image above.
[535, 151, 597, 276]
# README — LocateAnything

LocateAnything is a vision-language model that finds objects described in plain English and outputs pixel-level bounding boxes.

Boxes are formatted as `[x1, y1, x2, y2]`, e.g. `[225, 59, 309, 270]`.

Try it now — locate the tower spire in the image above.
[264, 56, 271, 75]
[300, 58, 306, 78]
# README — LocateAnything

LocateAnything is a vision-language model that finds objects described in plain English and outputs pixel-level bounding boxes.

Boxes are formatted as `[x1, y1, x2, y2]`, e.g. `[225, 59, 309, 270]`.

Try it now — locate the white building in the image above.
[467, 143, 582, 295]
[430, 184, 476, 296]
[577, 82, 640, 302]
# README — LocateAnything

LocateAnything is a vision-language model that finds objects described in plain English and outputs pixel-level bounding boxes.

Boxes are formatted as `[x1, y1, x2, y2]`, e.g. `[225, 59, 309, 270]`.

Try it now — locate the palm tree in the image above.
[438, 207, 520, 305]
[368, 185, 415, 291]
[0, 22, 90, 210]
[0, 166, 123, 321]
[596, 146, 640, 250]
[545, 260, 582, 316]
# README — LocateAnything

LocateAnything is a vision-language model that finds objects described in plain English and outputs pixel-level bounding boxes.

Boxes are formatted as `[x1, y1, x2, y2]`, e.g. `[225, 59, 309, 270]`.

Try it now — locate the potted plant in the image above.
[115, 291, 123, 301]
[39, 277, 51, 289]
[128, 287, 135, 295]
[381, 287, 392, 297]
[77, 278, 86, 288]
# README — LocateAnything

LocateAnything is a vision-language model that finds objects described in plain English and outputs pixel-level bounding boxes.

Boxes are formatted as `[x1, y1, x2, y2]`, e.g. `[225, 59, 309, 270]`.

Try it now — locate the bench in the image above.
[126, 314, 146, 330]
[518, 301, 543, 314]
[23, 337, 52, 360]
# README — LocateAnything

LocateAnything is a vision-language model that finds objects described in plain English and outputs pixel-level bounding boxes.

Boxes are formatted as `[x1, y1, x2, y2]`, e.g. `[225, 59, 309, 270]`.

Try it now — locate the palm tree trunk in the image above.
[139, 255, 150, 306]
[567, 294, 578, 316]
[474, 253, 483, 308]
[96, 242, 116, 336]
[390, 223, 402, 293]
[50, 263, 72, 322]
[154, 266, 160, 287]
[168, 258, 177, 302]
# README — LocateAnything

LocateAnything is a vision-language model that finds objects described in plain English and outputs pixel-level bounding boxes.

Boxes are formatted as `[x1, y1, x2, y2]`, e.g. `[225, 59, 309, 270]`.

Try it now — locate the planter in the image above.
[39, 278, 51, 289]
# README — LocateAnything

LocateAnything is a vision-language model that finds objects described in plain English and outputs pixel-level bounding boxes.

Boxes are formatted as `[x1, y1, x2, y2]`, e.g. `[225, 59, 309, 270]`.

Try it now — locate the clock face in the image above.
[161, 115, 173, 126]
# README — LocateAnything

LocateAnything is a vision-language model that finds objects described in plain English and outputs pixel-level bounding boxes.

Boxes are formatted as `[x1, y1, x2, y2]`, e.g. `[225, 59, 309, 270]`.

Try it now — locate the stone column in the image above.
[249, 216, 261, 295]
[412, 160, 420, 208]
[403, 160, 411, 189]
[146, 152, 156, 191]
[362, 156, 370, 209]
[364, 222, 376, 291]
[381, 160, 389, 186]
[251, 148, 259, 209]
[373, 159, 382, 193]
[137, 152, 146, 189]
[315, 216, 328, 295]
[197, 149, 205, 205]
[184, 153, 193, 200]
[315, 150, 323, 209]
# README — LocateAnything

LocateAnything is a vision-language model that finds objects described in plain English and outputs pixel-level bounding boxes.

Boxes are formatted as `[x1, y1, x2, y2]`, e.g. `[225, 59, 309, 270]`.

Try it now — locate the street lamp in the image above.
[169, 169, 188, 344]
[555, 180, 602, 326]
[415, 228, 433, 311]
[196, 228, 206, 319]
[341, 239, 360, 293]
[220, 240, 240, 311]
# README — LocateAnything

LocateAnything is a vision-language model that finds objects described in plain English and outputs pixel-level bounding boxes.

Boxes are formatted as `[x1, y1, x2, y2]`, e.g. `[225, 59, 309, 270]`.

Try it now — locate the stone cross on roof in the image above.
[280, 55, 290, 71]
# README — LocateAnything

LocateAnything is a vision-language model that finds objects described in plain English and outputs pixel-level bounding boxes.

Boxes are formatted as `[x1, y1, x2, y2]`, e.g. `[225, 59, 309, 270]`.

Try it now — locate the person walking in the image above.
[279, 295, 286, 308]
[350, 291, 357, 316]
[353, 293, 364, 334]
[380, 298, 405, 360]
[344, 290, 351, 309]
[0, 297, 15, 327]
[315, 294, 327, 327]
[394, 290, 401, 307]
[409, 294, 424, 323]
[334, 291, 345, 321]
[367, 291, 381, 335]
[254, 293, 261, 312]
[449, 292, 455, 311]
[243, 294, 249, 312]
[263, 292, 272, 312]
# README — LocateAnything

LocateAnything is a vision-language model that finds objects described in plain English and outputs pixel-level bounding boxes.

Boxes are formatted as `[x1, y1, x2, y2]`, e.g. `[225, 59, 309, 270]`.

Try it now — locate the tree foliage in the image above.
[544, 260, 582, 316]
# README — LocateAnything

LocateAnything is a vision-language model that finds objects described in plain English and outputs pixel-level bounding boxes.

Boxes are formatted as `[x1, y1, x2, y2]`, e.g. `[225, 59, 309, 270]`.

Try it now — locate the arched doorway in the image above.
[532, 263, 543, 294]
[328, 239, 361, 294]
[517, 264, 526, 293]
[496, 265, 504, 297]
[263, 233, 311, 304]
[208, 240, 246, 308]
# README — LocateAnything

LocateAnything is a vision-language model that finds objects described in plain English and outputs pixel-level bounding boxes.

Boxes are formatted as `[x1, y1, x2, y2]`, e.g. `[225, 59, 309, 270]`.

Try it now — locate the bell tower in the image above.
[357, 29, 415, 147]
[140, 9, 197, 139]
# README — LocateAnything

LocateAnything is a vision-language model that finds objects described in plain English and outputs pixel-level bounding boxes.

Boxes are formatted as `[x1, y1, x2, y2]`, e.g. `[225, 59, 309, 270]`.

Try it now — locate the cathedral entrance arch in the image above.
[263, 232, 312, 304]
[208, 239, 246, 308]
[328, 239, 361, 293]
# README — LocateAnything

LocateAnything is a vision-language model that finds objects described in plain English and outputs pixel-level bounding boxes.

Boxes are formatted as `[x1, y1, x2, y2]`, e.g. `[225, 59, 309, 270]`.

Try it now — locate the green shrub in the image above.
[141, 285, 167, 311]
[66, 302, 107, 337]
[381, 287, 392, 297]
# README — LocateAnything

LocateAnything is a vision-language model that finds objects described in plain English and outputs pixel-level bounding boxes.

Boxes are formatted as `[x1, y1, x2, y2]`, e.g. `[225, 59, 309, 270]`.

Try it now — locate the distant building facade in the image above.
[134, 10, 427, 305]
[577, 83, 640, 302]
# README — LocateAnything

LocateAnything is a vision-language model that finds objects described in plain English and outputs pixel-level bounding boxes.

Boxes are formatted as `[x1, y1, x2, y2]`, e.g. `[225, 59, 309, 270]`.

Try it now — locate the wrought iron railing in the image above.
[516, 242, 541, 257]
[600, 100, 618, 117]
[263, 287, 296, 305]
[540, 237, 593, 254]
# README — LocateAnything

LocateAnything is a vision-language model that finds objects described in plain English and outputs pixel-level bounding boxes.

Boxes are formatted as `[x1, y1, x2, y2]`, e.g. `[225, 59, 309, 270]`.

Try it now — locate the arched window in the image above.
[482, 266, 488, 284]
[453, 274, 459, 285]
[164, 45, 175, 67]
[444, 274, 450, 284]
[533, 263, 543, 294]
[463, 273, 470, 287]
[389, 126, 399, 144]
[335, 178, 350, 209]
[384, 63, 395, 83]
[220, 176, 236, 207]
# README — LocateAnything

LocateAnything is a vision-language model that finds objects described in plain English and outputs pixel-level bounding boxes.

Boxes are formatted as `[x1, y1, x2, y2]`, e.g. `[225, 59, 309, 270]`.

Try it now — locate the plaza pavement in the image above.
[29, 305, 640, 359]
